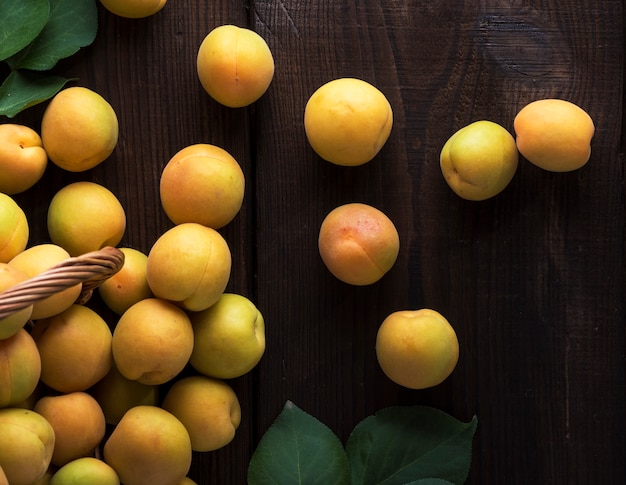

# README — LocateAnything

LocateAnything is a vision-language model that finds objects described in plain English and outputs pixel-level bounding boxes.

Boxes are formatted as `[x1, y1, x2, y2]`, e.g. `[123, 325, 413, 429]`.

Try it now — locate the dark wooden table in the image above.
[9, 1, 624, 483]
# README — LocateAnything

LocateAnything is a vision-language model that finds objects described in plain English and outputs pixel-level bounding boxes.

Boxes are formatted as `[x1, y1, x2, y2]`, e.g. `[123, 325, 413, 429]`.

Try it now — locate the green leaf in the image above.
[346, 406, 477, 485]
[0, 69, 71, 118]
[0, 0, 50, 61]
[248, 401, 351, 485]
[7, 0, 98, 71]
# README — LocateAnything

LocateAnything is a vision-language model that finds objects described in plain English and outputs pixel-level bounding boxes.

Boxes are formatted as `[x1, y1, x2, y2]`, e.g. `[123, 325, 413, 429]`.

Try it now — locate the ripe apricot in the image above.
[0, 329, 41, 408]
[112, 298, 194, 385]
[8, 244, 81, 320]
[0, 408, 55, 485]
[162, 375, 241, 452]
[50, 457, 120, 485]
[34, 392, 106, 467]
[376, 308, 459, 389]
[514, 98, 595, 172]
[189, 293, 265, 379]
[47, 181, 126, 257]
[160, 144, 245, 229]
[440, 120, 518, 201]
[0, 193, 29, 264]
[98, 247, 153, 315]
[31, 305, 113, 392]
[41, 86, 118, 172]
[0, 124, 47, 195]
[103, 405, 192, 485]
[99, 0, 167, 19]
[146, 223, 231, 311]
[304, 78, 393, 166]
[318, 203, 399, 285]
[197, 25, 274, 108]
[0, 264, 33, 339]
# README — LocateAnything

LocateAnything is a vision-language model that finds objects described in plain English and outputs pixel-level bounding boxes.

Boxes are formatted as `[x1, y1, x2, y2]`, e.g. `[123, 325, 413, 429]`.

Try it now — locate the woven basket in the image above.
[0, 246, 125, 321]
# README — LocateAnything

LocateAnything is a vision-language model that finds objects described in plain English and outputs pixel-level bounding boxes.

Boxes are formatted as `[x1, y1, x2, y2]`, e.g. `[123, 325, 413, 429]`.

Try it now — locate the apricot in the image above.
[375, 308, 459, 389]
[99, 0, 167, 19]
[103, 405, 192, 485]
[41, 86, 118, 172]
[0, 408, 55, 485]
[31, 305, 113, 393]
[440, 120, 519, 201]
[146, 223, 231, 311]
[189, 293, 265, 379]
[47, 181, 126, 257]
[318, 203, 399, 285]
[8, 244, 81, 320]
[0, 263, 33, 339]
[162, 375, 241, 452]
[0, 124, 48, 195]
[304, 78, 393, 166]
[514, 98, 595, 172]
[0, 329, 41, 408]
[34, 392, 106, 467]
[112, 298, 194, 385]
[160, 143, 245, 229]
[50, 456, 120, 485]
[98, 247, 153, 315]
[197, 24, 275, 107]
[0, 193, 29, 264]
[90, 364, 158, 425]
[177, 478, 198, 485]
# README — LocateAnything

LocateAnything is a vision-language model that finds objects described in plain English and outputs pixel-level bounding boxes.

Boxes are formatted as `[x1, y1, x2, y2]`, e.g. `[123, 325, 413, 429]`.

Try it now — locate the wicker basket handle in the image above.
[0, 246, 125, 320]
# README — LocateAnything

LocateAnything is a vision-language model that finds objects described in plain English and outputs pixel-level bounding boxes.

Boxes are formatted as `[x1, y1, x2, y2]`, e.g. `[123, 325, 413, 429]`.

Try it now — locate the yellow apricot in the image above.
[0, 193, 29, 264]
[318, 203, 399, 285]
[98, 247, 153, 315]
[99, 0, 167, 19]
[0, 124, 48, 195]
[162, 375, 241, 452]
[440, 120, 518, 201]
[514, 98, 595, 172]
[41, 87, 118, 172]
[197, 25, 275, 107]
[103, 405, 192, 485]
[146, 223, 231, 311]
[47, 181, 126, 257]
[50, 457, 120, 485]
[376, 308, 459, 389]
[0, 408, 55, 485]
[0, 263, 33, 339]
[34, 392, 106, 467]
[304, 78, 393, 166]
[8, 244, 81, 320]
[31, 305, 113, 393]
[160, 144, 245, 229]
[112, 298, 194, 385]
[0, 329, 41, 408]
[189, 293, 265, 379]
[176, 478, 198, 485]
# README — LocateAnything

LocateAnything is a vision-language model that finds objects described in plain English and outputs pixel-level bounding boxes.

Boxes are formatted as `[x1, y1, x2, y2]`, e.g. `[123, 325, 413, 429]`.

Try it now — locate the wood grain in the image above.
[7, 1, 624, 484]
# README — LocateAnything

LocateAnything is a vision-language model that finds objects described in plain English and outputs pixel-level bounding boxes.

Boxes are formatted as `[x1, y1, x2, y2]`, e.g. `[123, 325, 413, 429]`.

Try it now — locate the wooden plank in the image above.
[253, 1, 624, 484]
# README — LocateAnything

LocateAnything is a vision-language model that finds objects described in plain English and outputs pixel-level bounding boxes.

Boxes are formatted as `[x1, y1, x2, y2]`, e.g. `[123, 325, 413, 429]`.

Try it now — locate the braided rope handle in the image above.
[0, 246, 125, 320]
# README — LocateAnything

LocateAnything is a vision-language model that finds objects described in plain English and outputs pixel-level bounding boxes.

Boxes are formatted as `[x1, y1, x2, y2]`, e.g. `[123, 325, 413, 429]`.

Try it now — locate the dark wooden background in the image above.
[7, 1, 624, 483]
